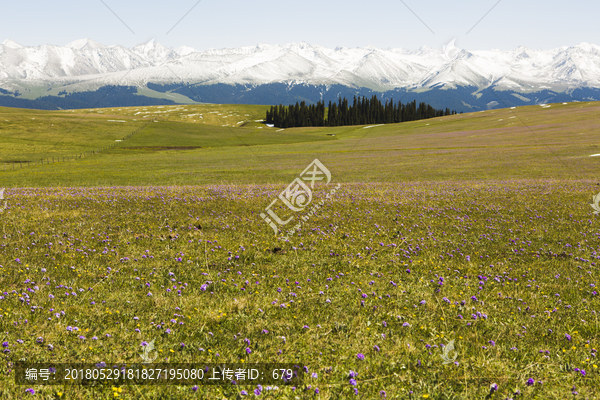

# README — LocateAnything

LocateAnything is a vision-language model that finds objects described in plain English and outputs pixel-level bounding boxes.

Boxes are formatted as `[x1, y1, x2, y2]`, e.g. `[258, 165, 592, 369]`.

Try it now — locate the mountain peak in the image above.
[253, 43, 272, 51]
[175, 45, 196, 56]
[133, 39, 159, 51]
[286, 41, 316, 51]
[134, 38, 168, 51]
[132, 39, 176, 63]
[66, 38, 106, 50]
[416, 45, 440, 56]
[2, 39, 24, 49]
[575, 42, 599, 52]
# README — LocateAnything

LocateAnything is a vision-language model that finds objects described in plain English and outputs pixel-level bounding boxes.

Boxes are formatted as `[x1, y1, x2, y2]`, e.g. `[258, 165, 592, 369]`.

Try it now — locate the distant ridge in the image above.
[2, 39, 600, 111]
[2, 39, 600, 92]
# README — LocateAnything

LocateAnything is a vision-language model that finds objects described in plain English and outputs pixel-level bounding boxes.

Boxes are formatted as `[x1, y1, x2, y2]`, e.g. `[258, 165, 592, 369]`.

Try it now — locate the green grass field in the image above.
[1, 101, 599, 186]
[1, 101, 600, 399]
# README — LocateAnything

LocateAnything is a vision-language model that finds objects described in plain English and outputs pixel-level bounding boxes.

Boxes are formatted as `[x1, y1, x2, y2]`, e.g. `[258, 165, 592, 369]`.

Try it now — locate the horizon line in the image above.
[2, 38, 599, 53]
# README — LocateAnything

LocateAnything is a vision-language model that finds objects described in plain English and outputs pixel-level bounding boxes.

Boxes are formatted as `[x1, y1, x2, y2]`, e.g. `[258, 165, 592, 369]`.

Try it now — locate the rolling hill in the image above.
[1, 100, 599, 187]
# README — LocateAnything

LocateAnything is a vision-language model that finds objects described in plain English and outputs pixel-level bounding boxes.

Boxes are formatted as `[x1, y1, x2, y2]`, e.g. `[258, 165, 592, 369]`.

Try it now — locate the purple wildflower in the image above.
[526, 378, 535, 386]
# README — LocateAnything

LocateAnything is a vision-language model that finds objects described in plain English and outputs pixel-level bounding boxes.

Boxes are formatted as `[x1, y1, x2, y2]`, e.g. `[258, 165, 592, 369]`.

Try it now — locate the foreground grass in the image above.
[0, 182, 599, 398]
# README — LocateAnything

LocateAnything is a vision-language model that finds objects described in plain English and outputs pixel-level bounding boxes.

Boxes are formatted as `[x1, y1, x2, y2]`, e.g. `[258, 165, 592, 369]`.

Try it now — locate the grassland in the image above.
[1, 101, 600, 186]
[0, 101, 600, 399]
[0, 103, 276, 165]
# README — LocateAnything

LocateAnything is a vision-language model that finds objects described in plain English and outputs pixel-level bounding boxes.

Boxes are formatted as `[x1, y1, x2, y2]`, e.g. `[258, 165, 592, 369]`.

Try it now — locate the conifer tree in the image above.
[266, 95, 456, 128]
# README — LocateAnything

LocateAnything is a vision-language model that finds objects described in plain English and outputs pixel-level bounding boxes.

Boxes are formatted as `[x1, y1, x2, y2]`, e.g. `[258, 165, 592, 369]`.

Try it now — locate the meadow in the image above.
[0, 101, 600, 399]
[2, 101, 600, 186]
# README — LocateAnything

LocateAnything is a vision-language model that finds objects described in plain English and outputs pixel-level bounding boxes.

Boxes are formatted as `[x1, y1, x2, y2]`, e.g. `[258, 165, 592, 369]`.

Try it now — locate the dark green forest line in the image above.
[265, 95, 459, 128]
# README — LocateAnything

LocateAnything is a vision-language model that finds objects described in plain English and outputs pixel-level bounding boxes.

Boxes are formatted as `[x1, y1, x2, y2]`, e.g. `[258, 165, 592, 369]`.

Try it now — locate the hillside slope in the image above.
[0, 101, 599, 186]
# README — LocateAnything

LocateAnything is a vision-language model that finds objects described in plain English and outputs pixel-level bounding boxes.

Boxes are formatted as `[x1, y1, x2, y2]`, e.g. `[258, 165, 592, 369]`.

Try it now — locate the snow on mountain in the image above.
[66, 38, 106, 51]
[0, 39, 152, 80]
[545, 43, 600, 84]
[2, 39, 24, 49]
[2, 39, 600, 93]
[132, 39, 178, 64]
[417, 49, 509, 89]
[351, 49, 417, 87]
[175, 46, 196, 56]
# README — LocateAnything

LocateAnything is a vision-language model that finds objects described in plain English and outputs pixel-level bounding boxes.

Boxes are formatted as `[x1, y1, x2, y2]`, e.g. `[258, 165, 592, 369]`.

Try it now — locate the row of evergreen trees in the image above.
[265, 95, 459, 128]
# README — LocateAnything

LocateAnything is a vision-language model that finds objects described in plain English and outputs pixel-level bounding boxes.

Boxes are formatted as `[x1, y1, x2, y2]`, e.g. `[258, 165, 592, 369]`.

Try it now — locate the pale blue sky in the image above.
[2, 1, 598, 51]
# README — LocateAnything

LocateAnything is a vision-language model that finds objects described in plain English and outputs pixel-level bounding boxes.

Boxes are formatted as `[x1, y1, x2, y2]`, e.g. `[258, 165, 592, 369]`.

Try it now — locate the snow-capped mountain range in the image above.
[2, 38, 600, 93]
